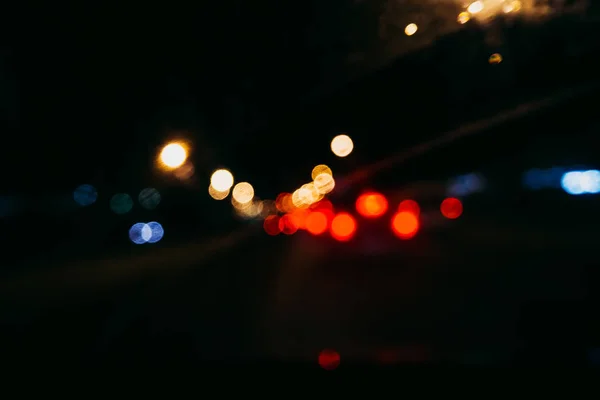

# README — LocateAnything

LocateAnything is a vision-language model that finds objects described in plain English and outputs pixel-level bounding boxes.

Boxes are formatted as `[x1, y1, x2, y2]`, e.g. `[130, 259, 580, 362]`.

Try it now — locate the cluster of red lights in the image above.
[264, 191, 463, 241]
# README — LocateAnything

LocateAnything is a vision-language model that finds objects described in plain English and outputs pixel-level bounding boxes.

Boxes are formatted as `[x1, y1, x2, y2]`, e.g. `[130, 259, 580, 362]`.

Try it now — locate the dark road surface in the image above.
[3, 195, 597, 366]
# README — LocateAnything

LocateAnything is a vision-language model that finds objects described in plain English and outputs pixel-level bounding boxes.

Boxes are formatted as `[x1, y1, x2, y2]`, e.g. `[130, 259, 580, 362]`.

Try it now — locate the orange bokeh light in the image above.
[391, 211, 419, 239]
[263, 215, 281, 236]
[330, 212, 357, 241]
[398, 199, 420, 216]
[440, 197, 463, 219]
[305, 211, 328, 235]
[356, 192, 388, 218]
[318, 349, 340, 370]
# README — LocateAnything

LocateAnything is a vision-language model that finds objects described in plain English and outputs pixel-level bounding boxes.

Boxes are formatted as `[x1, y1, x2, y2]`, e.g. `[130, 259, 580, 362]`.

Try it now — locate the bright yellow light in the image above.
[314, 173, 335, 195]
[311, 164, 332, 180]
[467, 1, 484, 14]
[208, 185, 229, 200]
[404, 23, 418, 36]
[160, 143, 187, 169]
[457, 12, 470, 24]
[330, 134, 354, 158]
[509, 1, 521, 12]
[210, 169, 234, 192]
[292, 184, 319, 209]
[232, 182, 254, 205]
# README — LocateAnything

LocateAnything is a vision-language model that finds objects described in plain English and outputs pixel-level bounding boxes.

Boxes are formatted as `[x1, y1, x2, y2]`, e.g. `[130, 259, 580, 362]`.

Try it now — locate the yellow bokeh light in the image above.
[504, 0, 521, 12]
[489, 53, 503, 64]
[314, 173, 335, 195]
[467, 1, 484, 14]
[404, 23, 418, 36]
[232, 182, 254, 205]
[311, 164, 332, 180]
[457, 12, 470, 24]
[208, 185, 229, 200]
[210, 169, 234, 192]
[160, 142, 187, 169]
[292, 184, 320, 209]
[330, 134, 354, 158]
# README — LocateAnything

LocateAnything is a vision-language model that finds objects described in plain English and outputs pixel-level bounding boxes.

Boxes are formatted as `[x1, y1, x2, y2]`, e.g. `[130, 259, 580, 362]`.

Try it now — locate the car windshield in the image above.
[2, 1, 599, 367]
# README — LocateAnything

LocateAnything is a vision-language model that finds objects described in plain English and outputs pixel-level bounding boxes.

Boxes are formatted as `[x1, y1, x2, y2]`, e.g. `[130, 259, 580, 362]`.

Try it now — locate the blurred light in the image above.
[110, 193, 133, 214]
[467, 1, 484, 14]
[318, 349, 340, 371]
[441, 197, 463, 219]
[305, 211, 328, 235]
[129, 222, 149, 245]
[73, 184, 98, 207]
[263, 215, 281, 236]
[311, 199, 333, 212]
[356, 192, 388, 218]
[235, 200, 263, 219]
[457, 12, 470, 24]
[210, 169, 234, 192]
[208, 185, 230, 200]
[398, 199, 420, 216]
[561, 170, 600, 195]
[391, 211, 419, 240]
[276, 193, 294, 213]
[232, 182, 254, 204]
[311, 164, 332, 180]
[505, 1, 521, 13]
[330, 134, 354, 158]
[447, 173, 484, 197]
[330, 212, 357, 242]
[292, 184, 320, 209]
[489, 53, 503, 64]
[146, 221, 164, 243]
[138, 188, 161, 210]
[159, 142, 187, 169]
[313, 173, 335, 195]
[174, 161, 195, 181]
[404, 23, 418, 36]
[279, 214, 298, 235]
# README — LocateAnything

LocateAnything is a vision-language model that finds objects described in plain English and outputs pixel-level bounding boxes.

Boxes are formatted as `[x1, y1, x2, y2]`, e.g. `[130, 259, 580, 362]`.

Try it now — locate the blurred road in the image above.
[2, 190, 596, 366]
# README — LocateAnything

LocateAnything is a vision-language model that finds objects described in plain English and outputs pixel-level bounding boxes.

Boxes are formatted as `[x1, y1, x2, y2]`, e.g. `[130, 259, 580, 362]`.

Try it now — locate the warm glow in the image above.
[330, 212, 357, 242]
[356, 192, 388, 218]
[210, 169, 234, 192]
[313, 173, 335, 195]
[467, 1, 483, 14]
[391, 211, 419, 240]
[489, 53, 503, 64]
[457, 12, 470, 24]
[305, 211, 328, 235]
[208, 185, 229, 200]
[232, 182, 254, 205]
[330, 134, 354, 158]
[398, 199, 420, 216]
[441, 197, 463, 219]
[311, 164, 332, 180]
[404, 23, 418, 36]
[159, 142, 187, 169]
[279, 214, 298, 235]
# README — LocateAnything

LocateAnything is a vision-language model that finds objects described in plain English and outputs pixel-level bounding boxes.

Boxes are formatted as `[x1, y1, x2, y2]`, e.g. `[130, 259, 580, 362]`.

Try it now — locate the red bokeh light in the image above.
[318, 349, 340, 370]
[398, 199, 420, 216]
[279, 214, 298, 235]
[330, 212, 357, 241]
[440, 197, 463, 219]
[391, 211, 419, 239]
[305, 211, 328, 235]
[263, 215, 281, 236]
[356, 192, 388, 218]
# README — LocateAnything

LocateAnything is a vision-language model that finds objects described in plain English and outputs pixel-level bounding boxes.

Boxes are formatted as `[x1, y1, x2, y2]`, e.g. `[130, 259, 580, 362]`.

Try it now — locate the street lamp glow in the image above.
[210, 169, 234, 192]
[159, 142, 187, 169]
[330, 134, 354, 158]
